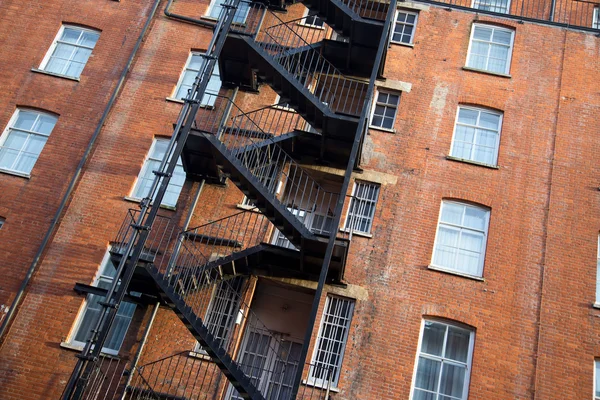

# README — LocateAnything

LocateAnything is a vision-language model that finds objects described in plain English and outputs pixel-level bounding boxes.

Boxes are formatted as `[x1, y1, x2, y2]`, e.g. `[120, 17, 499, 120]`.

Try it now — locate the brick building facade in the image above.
[0, 0, 599, 399]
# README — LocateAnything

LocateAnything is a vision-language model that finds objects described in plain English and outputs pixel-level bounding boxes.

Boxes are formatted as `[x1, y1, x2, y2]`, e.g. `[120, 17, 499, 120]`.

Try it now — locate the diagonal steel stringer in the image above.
[61, 1, 243, 398]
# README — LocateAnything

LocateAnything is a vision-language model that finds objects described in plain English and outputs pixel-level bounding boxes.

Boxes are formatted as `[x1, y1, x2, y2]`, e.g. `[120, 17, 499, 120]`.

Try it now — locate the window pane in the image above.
[14, 111, 38, 130]
[412, 389, 436, 400]
[473, 26, 492, 41]
[0, 148, 19, 170]
[61, 28, 82, 43]
[463, 206, 486, 230]
[439, 363, 466, 397]
[445, 327, 470, 363]
[80, 31, 100, 47]
[415, 357, 441, 391]
[441, 203, 463, 225]
[421, 322, 445, 356]
[595, 361, 600, 396]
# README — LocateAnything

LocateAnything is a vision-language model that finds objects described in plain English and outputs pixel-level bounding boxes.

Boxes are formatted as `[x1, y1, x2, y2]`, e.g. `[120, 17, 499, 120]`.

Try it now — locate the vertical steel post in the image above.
[290, 0, 398, 397]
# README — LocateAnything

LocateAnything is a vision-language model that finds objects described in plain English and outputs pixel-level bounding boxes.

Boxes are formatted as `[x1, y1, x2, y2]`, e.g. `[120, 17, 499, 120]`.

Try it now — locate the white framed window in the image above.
[70, 251, 137, 355]
[466, 24, 514, 75]
[173, 52, 222, 106]
[207, 0, 250, 23]
[432, 201, 490, 278]
[472, 0, 510, 14]
[131, 138, 186, 207]
[391, 11, 418, 45]
[300, 9, 325, 28]
[596, 235, 600, 305]
[595, 360, 600, 400]
[40, 25, 100, 78]
[370, 91, 400, 130]
[344, 181, 380, 235]
[594, 8, 600, 29]
[411, 320, 475, 400]
[308, 295, 355, 388]
[0, 109, 58, 175]
[450, 106, 503, 166]
[194, 278, 244, 353]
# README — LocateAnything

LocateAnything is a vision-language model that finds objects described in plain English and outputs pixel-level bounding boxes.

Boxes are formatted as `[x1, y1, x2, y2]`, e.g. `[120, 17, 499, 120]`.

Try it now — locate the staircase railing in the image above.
[150, 245, 319, 399]
[337, 0, 391, 20]
[237, 101, 318, 135]
[111, 209, 178, 267]
[127, 350, 222, 400]
[126, 350, 335, 400]
[60, 356, 130, 400]
[194, 95, 340, 240]
[255, 11, 369, 117]
[417, 0, 600, 31]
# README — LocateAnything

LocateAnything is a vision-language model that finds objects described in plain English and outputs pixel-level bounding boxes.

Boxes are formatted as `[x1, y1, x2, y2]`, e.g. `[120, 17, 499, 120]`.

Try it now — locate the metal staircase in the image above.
[64, 0, 395, 398]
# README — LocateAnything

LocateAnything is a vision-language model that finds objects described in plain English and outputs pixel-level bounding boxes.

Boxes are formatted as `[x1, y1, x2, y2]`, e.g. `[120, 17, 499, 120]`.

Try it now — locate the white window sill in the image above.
[188, 350, 213, 361]
[123, 196, 177, 211]
[462, 66, 511, 79]
[31, 68, 80, 82]
[272, 105, 296, 112]
[339, 228, 373, 238]
[0, 168, 31, 179]
[446, 156, 500, 170]
[302, 380, 340, 393]
[236, 203, 260, 212]
[390, 41, 415, 48]
[201, 15, 247, 28]
[166, 97, 216, 109]
[297, 22, 325, 30]
[166, 97, 184, 104]
[60, 341, 120, 358]
[593, 303, 600, 310]
[369, 125, 396, 134]
[428, 265, 485, 281]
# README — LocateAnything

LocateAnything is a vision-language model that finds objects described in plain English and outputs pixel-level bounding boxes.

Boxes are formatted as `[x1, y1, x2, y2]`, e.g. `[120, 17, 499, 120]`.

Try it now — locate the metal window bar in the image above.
[308, 296, 354, 387]
[345, 182, 379, 234]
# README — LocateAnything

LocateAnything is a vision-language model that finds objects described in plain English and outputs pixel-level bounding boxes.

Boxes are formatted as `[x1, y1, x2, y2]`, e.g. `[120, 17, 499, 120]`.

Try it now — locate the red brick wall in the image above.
[1, 1, 600, 399]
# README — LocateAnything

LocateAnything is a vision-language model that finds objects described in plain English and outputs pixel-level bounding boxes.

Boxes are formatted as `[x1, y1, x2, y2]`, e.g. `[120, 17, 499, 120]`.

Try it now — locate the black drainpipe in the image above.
[0, 0, 161, 344]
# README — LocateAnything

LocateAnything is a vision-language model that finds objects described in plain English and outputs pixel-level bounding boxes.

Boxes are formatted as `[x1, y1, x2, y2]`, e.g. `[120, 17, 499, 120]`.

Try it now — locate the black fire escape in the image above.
[62, 0, 396, 398]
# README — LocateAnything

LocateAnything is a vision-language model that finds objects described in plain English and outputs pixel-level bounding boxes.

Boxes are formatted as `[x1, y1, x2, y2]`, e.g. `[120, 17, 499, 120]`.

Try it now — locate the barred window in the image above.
[195, 278, 244, 352]
[309, 295, 355, 387]
[345, 181, 380, 234]
[594, 8, 600, 29]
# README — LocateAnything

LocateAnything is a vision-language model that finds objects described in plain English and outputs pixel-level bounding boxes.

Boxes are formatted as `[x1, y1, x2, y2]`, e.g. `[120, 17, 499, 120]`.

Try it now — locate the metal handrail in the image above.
[418, 0, 600, 31]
